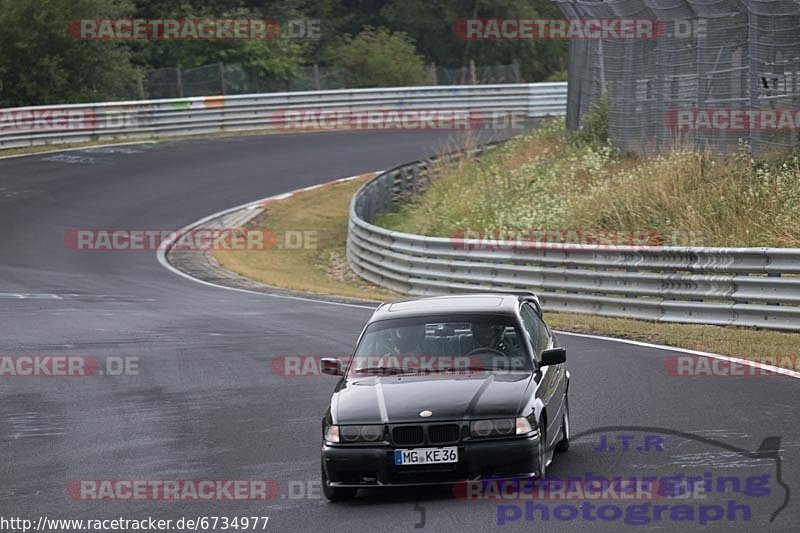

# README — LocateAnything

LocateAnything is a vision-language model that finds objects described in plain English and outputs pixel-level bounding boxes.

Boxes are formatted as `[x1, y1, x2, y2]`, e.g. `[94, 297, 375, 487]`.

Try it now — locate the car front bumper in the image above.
[322, 433, 541, 487]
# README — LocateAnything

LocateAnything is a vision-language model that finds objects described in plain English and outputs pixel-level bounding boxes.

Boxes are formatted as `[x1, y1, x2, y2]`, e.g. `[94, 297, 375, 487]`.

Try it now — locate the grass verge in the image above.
[213, 176, 400, 301]
[376, 118, 800, 248]
[213, 171, 800, 372]
[546, 313, 799, 366]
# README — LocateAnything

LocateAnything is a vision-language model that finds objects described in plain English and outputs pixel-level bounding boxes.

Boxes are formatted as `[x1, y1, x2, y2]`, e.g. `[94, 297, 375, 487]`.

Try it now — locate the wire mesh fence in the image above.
[127, 62, 523, 101]
[428, 63, 522, 85]
[556, 0, 800, 155]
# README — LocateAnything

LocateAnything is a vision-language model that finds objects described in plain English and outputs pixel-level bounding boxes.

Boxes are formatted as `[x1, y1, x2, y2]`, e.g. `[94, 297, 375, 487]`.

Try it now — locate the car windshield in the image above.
[350, 314, 531, 375]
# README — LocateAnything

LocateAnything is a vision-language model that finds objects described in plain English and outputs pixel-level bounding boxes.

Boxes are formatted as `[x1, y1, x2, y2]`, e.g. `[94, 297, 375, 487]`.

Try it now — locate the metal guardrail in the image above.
[347, 151, 800, 332]
[0, 83, 567, 150]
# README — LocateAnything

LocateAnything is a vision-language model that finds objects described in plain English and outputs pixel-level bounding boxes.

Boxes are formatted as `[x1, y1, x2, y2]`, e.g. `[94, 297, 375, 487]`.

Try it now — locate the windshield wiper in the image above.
[353, 366, 410, 375]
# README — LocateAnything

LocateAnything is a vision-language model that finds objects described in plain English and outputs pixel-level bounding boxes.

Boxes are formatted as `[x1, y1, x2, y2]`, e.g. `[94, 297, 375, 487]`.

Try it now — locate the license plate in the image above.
[394, 447, 458, 465]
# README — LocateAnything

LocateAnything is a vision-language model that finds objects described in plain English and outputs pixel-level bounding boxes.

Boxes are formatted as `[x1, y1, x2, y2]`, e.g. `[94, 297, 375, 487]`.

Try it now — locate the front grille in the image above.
[393, 425, 424, 445]
[428, 424, 460, 444]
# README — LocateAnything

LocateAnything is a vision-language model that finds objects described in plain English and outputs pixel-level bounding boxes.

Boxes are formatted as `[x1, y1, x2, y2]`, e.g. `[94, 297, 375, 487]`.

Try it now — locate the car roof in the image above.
[369, 292, 536, 322]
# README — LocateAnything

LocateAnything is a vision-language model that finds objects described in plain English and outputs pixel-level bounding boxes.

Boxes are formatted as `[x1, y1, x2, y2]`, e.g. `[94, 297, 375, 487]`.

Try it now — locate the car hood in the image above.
[331, 372, 533, 424]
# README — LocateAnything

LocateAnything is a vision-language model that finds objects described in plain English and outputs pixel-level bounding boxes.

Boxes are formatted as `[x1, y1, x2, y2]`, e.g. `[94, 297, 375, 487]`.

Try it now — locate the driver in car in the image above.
[470, 323, 508, 352]
[469, 323, 518, 370]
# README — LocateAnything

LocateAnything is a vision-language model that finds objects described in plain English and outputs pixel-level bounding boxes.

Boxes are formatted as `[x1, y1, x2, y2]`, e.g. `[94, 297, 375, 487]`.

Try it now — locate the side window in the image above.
[536, 315, 550, 353]
[520, 304, 548, 361]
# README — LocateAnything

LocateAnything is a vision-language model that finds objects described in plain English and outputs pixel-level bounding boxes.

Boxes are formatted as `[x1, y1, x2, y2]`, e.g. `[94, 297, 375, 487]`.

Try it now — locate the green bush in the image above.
[545, 70, 568, 82]
[324, 27, 426, 88]
[571, 92, 609, 148]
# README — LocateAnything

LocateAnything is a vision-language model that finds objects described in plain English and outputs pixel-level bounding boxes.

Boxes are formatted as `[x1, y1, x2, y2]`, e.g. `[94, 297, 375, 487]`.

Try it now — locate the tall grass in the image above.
[376, 118, 800, 248]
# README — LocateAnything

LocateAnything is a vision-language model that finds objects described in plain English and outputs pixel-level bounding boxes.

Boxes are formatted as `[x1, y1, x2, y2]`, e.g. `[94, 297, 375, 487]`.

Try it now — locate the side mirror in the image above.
[320, 358, 343, 376]
[540, 347, 566, 367]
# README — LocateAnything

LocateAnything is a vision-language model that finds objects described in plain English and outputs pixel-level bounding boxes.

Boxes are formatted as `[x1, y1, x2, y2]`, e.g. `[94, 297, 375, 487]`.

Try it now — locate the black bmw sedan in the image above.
[319, 292, 570, 501]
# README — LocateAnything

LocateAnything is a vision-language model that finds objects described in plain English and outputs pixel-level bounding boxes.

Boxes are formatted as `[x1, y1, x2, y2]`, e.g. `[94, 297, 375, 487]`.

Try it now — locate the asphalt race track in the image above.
[1, 131, 799, 532]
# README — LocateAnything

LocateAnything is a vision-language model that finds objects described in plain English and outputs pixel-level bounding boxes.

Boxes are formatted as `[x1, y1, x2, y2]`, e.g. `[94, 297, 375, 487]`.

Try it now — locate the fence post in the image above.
[176, 67, 184, 98]
[219, 62, 226, 95]
[313, 64, 321, 91]
[512, 61, 521, 83]
[136, 76, 145, 100]
[430, 63, 438, 85]
[470, 59, 478, 84]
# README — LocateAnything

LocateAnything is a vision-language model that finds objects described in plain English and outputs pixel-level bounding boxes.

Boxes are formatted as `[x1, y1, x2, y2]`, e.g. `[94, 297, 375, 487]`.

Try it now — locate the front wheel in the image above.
[321, 462, 357, 502]
[555, 395, 570, 453]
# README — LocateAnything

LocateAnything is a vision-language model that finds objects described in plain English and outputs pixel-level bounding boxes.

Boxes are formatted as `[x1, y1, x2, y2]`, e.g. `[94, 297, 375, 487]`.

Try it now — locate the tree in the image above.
[130, 0, 310, 86]
[324, 27, 426, 87]
[0, 0, 140, 106]
[380, 0, 567, 82]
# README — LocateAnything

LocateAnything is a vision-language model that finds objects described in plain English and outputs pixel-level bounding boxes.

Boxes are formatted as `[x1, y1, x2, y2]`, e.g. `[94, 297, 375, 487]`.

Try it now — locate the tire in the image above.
[321, 462, 357, 502]
[555, 395, 570, 453]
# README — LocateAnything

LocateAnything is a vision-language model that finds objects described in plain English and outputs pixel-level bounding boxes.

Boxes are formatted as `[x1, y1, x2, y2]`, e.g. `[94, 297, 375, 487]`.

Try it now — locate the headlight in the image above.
[471, 420, 495, 437]
[470, 418, 534, 438]
[495, 418, 515, 435]
[470, 418, 516, 438]
[324, 425, 340, 443]
[328, 425, 385, 443]
[515, 417, 534, 435]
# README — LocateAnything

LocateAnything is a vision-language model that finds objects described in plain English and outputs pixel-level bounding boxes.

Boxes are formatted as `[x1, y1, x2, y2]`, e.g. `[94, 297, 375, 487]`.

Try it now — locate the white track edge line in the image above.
[156, 173, 380, 310]
[0, 141, 158, 160]
[156, 173, 800, 380]
[555, 330, 800, 379]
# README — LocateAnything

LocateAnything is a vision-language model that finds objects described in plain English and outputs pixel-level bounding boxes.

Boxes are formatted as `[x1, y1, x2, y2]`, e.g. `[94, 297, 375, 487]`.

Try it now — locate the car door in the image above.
[520, 303, 567, 451]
